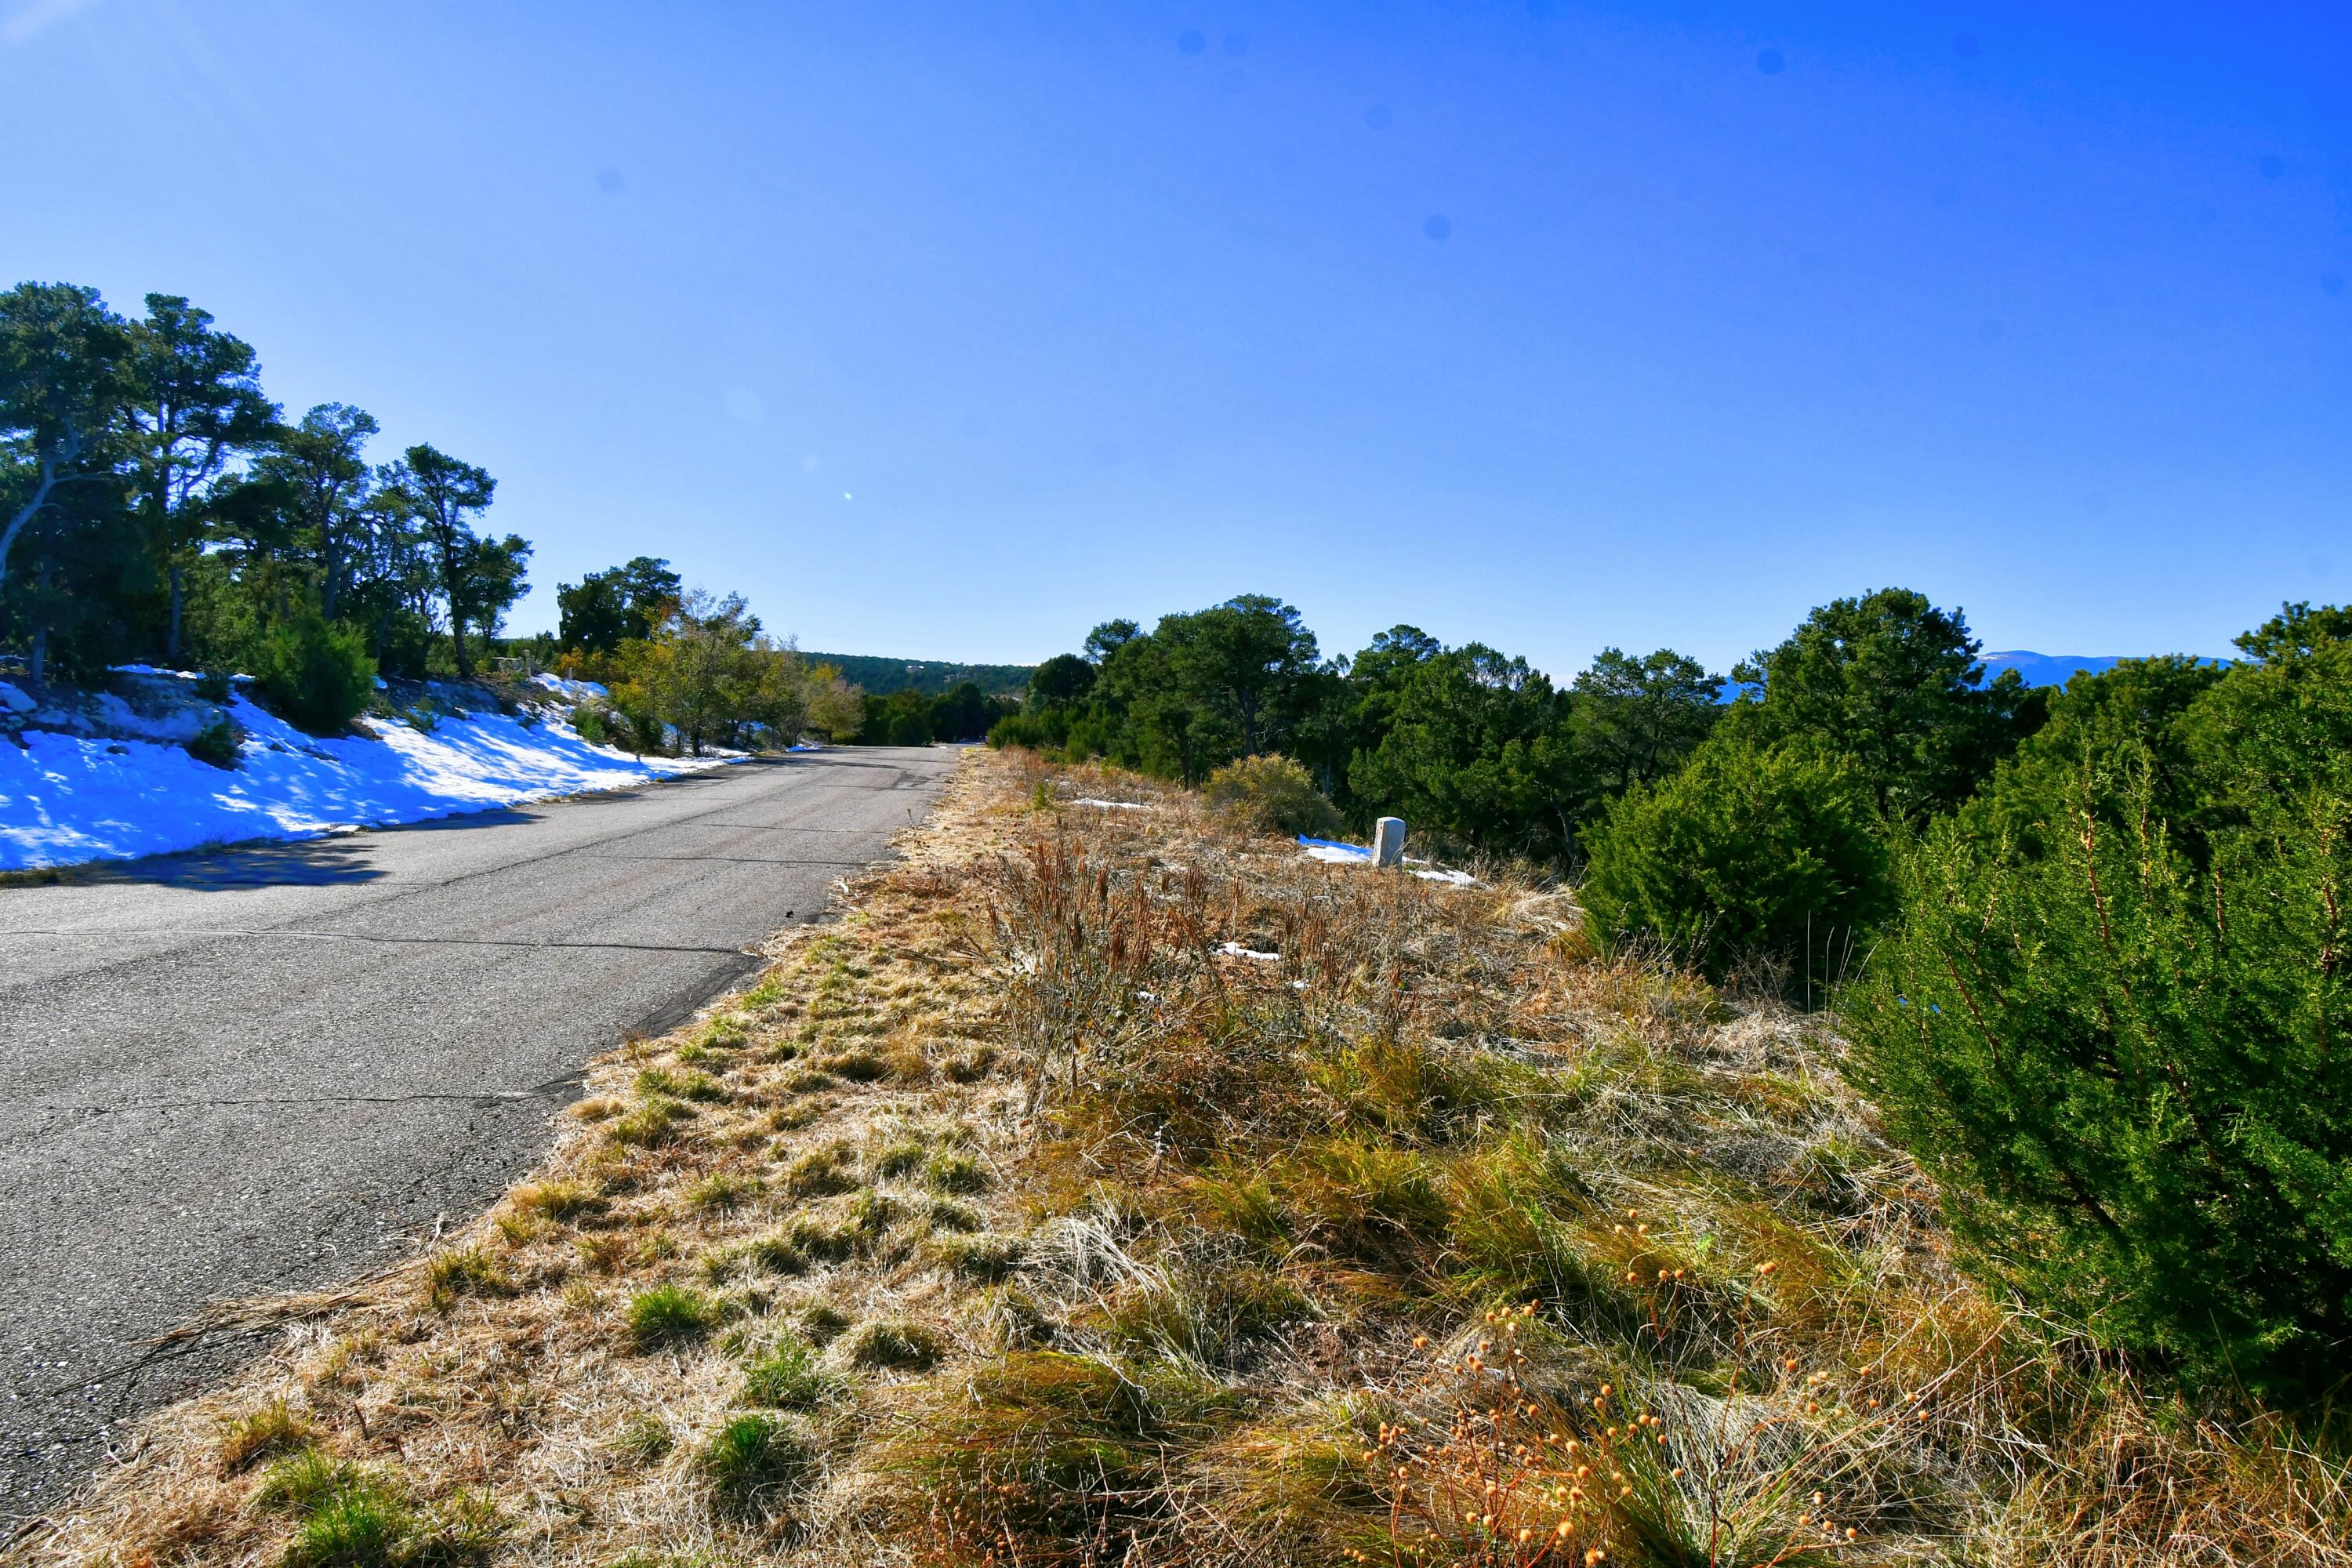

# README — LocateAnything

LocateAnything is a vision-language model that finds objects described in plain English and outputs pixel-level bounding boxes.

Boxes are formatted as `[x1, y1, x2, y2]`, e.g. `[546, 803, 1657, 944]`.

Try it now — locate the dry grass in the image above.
[13, 751, 2347, 1568]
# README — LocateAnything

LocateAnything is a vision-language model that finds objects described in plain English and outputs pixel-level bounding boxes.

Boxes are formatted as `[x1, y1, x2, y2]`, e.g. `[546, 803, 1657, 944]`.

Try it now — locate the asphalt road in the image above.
[0, 747, 953, 1519]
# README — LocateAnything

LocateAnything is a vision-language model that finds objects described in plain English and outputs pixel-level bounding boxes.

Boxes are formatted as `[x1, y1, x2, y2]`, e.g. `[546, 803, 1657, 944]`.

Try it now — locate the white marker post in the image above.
[1373, 816, 1407, 867]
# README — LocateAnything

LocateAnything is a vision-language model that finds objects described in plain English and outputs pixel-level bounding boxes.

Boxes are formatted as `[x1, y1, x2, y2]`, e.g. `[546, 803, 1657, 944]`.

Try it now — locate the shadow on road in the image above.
[17, 754, 904, 893]
[74, 835, 390, 888]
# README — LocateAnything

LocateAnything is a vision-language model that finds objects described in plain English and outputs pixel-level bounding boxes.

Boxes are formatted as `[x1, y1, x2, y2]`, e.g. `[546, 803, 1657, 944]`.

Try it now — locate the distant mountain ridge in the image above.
[1720, 650, 2156, 704]
[807, 653, 1034, 698]
[1977, 651, 2129, 688]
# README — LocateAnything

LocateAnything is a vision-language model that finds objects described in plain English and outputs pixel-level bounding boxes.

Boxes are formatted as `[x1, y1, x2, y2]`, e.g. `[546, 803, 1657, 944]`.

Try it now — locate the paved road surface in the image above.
[0, 747, 953, 1518]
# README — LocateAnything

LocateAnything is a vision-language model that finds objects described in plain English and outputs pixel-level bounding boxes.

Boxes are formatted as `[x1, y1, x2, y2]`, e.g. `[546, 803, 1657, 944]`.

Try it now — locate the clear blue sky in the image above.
[6, 1, 2347, 674]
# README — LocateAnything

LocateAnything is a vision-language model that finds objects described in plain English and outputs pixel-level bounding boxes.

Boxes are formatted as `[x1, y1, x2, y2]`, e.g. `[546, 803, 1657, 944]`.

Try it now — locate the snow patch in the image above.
[0, 691, 735, 872]
[532, 671, 609, 701]
[1073, 797, 1149, 811]
[1216, 941, 1281, 961]
[1296, 833, 1477, 886]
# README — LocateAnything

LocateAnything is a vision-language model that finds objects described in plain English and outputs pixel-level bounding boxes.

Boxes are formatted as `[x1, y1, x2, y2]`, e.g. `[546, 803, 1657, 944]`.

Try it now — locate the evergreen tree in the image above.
[1025, 652, 1095, 711]
[1730, 586, 2034, 822]
[558, 555, 681, 654]
[0, 283, 135, 615]
[1571, 646, 1721, 793]
[1349, 642, 1581, 859]
[1156, 594, 1319, 760]
[386, 443, 498, 677]
[122, 294, 277, 662]
[254, 404, 379, 619]
[1848, 617, 2352, 1399]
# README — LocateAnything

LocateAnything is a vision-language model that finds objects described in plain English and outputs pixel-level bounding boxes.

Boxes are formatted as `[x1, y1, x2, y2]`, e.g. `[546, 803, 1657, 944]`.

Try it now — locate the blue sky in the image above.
[5, 1, 2347, 673]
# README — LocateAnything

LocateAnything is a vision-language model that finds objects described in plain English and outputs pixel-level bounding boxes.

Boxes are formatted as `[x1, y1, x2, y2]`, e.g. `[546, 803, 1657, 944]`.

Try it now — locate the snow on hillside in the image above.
[0, 677, 735, 873]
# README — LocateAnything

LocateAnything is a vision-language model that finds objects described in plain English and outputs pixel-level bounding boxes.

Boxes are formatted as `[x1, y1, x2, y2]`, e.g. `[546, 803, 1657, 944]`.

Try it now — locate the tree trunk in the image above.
[29, 559, 51, 690]
[450, 609, 473, 678]
[0, 455, 63, 594]
[167, 563, 184, 665]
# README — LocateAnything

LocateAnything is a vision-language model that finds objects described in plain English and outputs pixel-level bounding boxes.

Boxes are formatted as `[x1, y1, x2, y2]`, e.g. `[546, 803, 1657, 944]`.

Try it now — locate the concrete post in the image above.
[1373, 816, 1406, 867]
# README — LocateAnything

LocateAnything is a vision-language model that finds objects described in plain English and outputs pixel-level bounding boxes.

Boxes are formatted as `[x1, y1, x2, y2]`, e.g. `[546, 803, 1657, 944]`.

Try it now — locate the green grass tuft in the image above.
[922, 1151, 988, 1192]
[698, 1414, 813, 1517]
[218, 1397, 310, 1472]
[283, 1486, 415, 1568]
[626, 1284, 717, 1351]
[608, 1094, 694, 1148]
[741, 1334, 844, 1409]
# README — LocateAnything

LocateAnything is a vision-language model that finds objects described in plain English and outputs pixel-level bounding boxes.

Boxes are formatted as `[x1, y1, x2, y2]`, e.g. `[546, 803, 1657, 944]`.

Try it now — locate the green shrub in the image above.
[194, 668, 234, 702]
[252, 614, 377, 736]
[186, 715, 240, 769]
[571, 703, 610, 744]
[1203, 753, 1344, 839]
[1578, 732, 1888, 980]
[987, 711, 1058, 752]
[1846, 640, 2352, 1401]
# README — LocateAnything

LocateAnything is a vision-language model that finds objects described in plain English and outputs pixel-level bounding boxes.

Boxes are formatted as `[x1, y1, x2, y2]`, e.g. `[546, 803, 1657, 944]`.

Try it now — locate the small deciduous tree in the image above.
[619, 589, 811, 753]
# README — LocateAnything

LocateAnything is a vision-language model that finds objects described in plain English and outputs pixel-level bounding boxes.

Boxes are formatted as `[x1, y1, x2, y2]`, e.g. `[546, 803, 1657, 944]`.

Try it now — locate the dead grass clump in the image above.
[842, 1317, 943, 1371]
[900, 1350, 1236, 1558]
[422, 1246, 515, 1308]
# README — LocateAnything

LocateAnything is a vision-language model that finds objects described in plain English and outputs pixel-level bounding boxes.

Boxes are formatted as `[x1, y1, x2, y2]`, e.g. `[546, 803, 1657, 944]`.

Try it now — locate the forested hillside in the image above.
[803, 653, 1033, 698]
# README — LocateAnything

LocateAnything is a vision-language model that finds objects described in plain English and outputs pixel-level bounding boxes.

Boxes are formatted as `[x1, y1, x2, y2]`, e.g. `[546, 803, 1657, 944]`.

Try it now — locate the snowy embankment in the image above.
[0, 672, 736, 873]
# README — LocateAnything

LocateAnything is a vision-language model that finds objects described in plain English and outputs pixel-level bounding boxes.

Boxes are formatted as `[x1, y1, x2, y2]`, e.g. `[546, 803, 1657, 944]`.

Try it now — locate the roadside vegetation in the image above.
[20, 750, 2344, 1566]
[1000, 592, 2352, 1429]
